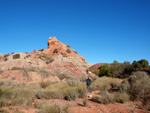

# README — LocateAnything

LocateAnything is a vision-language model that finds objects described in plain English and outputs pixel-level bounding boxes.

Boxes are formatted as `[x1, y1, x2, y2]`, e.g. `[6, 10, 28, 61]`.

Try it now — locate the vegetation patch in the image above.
[128, 72, 150, 107]
[35, 102, 69, 113]
[13, 54, 20, 59]
[61, 52, 67, 57]
[66, 49, 71, 53]
[53, 49, 58, 53]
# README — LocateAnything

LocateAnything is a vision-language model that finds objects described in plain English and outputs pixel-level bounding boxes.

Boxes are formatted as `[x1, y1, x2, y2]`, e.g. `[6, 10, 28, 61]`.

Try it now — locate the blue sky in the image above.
[0, 0, 150, 64]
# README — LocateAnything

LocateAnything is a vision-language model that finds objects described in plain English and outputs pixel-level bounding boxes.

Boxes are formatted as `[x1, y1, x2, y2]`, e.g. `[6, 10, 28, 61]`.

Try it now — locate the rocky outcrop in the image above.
[45, 37, 86, 63]
[0, 37, 89, 82]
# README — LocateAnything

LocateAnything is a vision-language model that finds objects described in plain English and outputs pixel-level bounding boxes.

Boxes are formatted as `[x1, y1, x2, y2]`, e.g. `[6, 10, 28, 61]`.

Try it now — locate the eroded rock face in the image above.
[0, 37, 89, 82]
[45, 37, 88, 76]
[46, 37, 86, 63]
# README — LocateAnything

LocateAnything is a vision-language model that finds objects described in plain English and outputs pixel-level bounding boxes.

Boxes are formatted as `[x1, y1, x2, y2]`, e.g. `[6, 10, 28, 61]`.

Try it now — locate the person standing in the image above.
[86, 70, 92, 93]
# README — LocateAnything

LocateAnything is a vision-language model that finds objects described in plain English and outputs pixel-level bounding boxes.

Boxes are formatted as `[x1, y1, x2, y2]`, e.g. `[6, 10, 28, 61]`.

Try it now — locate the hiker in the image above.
[86, 70, 92, 93]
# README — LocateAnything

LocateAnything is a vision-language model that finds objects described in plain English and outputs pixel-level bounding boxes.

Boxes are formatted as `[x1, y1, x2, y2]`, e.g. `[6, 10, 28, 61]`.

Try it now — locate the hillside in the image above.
[0, 37, 88, 82]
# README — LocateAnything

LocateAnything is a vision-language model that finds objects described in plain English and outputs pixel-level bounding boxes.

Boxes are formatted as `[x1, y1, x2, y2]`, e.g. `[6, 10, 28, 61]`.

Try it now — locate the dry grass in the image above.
[92, 76, 121, 91]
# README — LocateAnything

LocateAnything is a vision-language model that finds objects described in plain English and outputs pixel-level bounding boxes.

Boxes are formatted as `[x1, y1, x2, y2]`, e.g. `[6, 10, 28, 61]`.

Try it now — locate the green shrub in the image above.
[99, 64, 113, 77]
[111, 61, 132, 78]
[65, 90, 78, 101]
[39, 49, 44, 52]
[13, 54, 20, 59]
[73, 51, 78, 54]
[99, 91, 115, 104]
[53, 49, 58, 53]
[67, 79, 81, 87]
[112, 92, 129, 103]
[92, 77, 120, 92]
[36, 102, 68, 113]
[40, 81, 50, 89]
[0, 98, 10, 108]
[66, 49, 71, 53]
[4, 54, 10, 58]
[36, 90, 44, 99]
[132, 59, 149, 69]
[10, 97, 24, 106]
[61, 52, 67, 57]
[42, 90, 64, 99]
[46, 58, 54, 64]
[119, 80, 130, 93]
[128, 72, 150, 106]
[83, 98, 87, 107]
[11, 67, 23, 70]
[57, 73, 68, 80]
[91, 91, 114, 104]
[67, 45, 71, 48]
[92, 71, 100, 76]
[76, 85, 87, 98]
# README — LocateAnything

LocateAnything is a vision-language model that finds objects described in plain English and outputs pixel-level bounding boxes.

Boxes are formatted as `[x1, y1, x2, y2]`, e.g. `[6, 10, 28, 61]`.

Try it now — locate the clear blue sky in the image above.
[0, 0, 150, 64]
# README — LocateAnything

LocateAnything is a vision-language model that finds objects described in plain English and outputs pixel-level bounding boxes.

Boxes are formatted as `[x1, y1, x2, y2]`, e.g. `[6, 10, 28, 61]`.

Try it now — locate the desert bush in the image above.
[92, 77, 120, 91]
[73, 51, 78, 54]
[119, 80, 130, 93]
[42, 90, 64, 99]
[66, 45, 71, 48]
[4, 54, 10, 58]
[67, 79, 81, 87]
[11, 52, 14, 54]
[0, 98, 10, 108]
[40, 81, 51, 89]
[46, 58, 54, 64]
[83, 98, 88, 107]
[3, 57, 8, 61]
[53, 49, 58, 53]
[65, 90, 79, 101]
[76, 84, 87, 98]
[66, 49, 71, 53]
[13, 54, 20, 59]
[79, 75, 87, 82]
[36, 102, 69, 113]
[11, 67, 23, 70]
[128, 72, 150, 106]
[111, 61, 132, 78]
[39, 49, 44, 52]
[112, 92, 129, 103]
[61, 52, 67, 57]
[0, 86, 36, 107]
[57, 73, 68, 80]
[36, 90, 44, 99]
[99, 91, 115, 104]
[91, 91, 129, 104]
[10, 97, 24, 106]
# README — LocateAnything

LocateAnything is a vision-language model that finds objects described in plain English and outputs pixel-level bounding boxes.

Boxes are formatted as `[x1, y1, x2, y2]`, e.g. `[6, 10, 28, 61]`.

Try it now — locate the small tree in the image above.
[99, 65, 112, 77]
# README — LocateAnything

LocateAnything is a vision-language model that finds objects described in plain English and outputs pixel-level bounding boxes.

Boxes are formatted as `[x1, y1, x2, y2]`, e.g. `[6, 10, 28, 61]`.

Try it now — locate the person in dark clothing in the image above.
[86, 75, 92, 93]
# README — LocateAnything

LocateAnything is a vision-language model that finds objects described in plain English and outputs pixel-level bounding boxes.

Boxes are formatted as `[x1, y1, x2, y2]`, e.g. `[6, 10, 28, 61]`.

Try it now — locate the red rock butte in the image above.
[0, 36, 89, 82]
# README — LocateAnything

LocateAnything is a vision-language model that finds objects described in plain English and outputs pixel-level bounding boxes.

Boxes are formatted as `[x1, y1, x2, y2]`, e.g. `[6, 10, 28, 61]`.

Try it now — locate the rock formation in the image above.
[0, 37, 89, 82]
